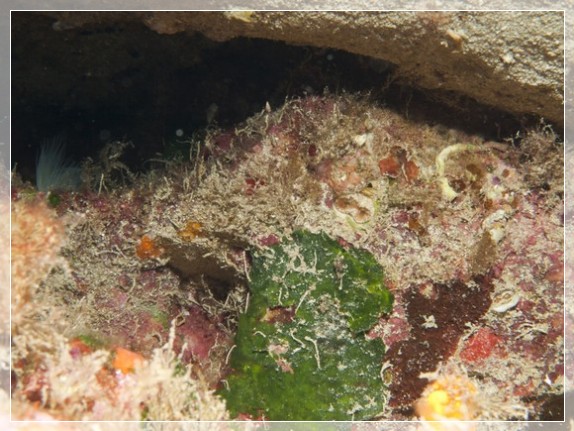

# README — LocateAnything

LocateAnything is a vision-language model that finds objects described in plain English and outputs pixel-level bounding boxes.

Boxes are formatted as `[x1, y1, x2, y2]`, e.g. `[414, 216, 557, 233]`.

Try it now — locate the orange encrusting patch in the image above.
[404, 160, 419, 182]
[136, 235, 164, 259]
[177, 221, 203, 241]
[378, 156, 401, 178]
[415, 373, 478, 428]
[113, 347, 144, 374]
[378, 156, 419, 182]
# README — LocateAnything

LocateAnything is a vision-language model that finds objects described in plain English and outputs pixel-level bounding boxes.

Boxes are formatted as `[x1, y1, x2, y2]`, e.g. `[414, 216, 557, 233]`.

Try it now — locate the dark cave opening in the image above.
[10, 11, 540, 190]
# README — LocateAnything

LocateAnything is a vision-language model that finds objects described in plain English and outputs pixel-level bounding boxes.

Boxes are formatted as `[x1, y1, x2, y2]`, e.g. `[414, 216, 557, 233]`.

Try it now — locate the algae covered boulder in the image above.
[221, 230, 393, 420]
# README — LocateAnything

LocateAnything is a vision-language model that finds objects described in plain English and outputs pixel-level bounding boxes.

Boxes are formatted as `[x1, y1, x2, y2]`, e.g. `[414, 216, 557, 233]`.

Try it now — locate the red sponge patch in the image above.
[460, 328, 501, 363]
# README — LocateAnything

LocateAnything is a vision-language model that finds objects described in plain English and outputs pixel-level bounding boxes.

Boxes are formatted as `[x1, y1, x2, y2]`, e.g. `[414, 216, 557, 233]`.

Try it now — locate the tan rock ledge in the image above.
[45, 10, 564, 125]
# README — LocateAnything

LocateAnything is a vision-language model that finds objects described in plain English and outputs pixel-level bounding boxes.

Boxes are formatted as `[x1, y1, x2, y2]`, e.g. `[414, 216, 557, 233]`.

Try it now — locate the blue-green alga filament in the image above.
[220, 230, 394, 420]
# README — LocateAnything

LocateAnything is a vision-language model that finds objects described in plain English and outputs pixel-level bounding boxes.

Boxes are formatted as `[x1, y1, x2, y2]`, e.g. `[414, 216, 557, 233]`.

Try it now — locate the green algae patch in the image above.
[221, 230, 393, 420]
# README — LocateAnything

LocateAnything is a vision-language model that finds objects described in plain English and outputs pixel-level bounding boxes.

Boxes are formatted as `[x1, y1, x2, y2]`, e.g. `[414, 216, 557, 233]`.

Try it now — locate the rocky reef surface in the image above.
[10, 93, 564, 422]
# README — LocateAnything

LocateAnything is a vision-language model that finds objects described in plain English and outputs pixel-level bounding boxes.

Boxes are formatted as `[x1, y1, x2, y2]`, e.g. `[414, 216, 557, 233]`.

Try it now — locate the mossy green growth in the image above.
[75, 334, 105, 350]
[47, 192, 62, 208]
[221, 230, 393, 420]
